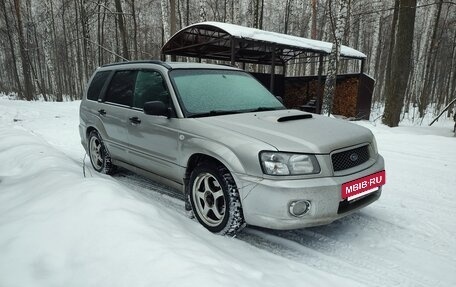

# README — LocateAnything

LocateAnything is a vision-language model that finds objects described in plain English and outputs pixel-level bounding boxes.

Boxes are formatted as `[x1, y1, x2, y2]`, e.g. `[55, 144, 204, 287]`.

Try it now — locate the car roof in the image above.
[99, 60, 241, 71]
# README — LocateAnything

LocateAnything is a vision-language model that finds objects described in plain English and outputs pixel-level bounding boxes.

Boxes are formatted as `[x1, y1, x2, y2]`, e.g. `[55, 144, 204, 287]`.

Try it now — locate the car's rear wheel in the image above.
[88, 130, 116, 174]
[188, 162, 245, 236]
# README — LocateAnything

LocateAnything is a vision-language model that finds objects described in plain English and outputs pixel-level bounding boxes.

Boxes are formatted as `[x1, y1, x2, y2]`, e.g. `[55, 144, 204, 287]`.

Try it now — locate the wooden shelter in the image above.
[162, 22, 375, 119]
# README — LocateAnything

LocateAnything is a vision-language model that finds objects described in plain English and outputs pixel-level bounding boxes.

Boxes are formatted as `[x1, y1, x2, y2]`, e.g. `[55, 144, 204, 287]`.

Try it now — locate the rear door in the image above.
[99, 70, 138, 163]
[80, 70, 111, 140]
[127, 70, 181, 183]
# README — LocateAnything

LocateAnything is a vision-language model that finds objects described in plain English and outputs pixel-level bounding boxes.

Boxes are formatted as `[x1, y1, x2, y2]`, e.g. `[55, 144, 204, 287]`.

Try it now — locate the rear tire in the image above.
[88, 130, 116, 174]
[188, 162, 245, 236]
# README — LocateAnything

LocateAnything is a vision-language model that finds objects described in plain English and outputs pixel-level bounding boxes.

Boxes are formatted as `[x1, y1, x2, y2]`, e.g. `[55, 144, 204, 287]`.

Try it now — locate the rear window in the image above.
[87, 71, 110, 101]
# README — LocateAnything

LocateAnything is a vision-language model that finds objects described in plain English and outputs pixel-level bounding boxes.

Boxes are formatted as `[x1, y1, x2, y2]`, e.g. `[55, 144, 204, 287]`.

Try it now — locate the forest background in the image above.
[0, 0, 455, 126]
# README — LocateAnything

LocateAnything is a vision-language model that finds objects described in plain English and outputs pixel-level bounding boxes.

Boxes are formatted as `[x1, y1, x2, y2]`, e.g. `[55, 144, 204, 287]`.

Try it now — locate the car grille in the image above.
[331, 145, 370, 172]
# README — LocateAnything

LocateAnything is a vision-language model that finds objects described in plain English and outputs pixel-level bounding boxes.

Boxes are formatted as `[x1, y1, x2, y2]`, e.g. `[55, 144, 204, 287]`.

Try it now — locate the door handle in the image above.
[98, 109, 106, 115]
[129, 116, 141, 124]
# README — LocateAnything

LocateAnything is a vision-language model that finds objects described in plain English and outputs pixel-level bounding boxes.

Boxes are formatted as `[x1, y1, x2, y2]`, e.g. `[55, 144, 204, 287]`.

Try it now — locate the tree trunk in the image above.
[418, 0, 444, 118]
[309, 0, 317, 75]
[370, 14, 381, 77]
[259, 0, 264, 29]
[382, 0, 417, 127]
[79, 0, 90, 81]
[283, 0, 292, 34]
[383, 0, 400, 100]
[169, 0, 177, 61]
[199, 0, 206, 22]
[1, 0, 23, 97]
[13, 0, 34, 100]
[186, 0, 189, 25]
[49, 0, 63, 101]
[170, 0, 177, 36]
[253, 0, 259, 28]
[161, 0, 170, 60]
[115, 0, 129, 60]
[233, 0, 239, 25]
[321, 0, 349, 116]
[132, 0, 139, 59]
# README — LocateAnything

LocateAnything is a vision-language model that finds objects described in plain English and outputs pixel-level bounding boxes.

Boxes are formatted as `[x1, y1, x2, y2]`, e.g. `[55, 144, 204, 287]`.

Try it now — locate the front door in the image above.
[127, 70, 181, 183]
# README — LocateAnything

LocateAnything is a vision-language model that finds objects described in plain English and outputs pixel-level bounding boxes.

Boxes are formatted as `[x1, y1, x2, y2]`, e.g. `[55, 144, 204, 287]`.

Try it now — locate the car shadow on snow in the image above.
[110, 167, 378, 255]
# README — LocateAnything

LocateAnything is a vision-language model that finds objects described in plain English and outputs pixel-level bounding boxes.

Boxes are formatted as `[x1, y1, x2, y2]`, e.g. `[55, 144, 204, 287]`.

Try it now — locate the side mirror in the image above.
[143, 101, 169, 117]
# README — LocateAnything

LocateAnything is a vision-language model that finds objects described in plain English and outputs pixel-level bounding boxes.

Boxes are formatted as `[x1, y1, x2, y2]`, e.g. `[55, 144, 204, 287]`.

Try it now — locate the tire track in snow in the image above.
[112, 169, 186, 213]
[343, 212, 454, 262]
[108, 170, 444, 287]
[241, 226, 443, 287]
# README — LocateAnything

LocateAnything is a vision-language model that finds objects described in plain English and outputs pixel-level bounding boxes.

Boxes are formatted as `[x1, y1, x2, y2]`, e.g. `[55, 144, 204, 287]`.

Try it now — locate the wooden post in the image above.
[316, 54, 324, 113]
[360, 58, 365, 74]
[230, 36, 236, 66]
[270, 45, 276, 93]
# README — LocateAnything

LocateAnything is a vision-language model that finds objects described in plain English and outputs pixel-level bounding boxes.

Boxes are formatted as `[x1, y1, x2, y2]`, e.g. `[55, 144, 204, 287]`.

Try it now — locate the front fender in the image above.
[181, 137, 247, 175]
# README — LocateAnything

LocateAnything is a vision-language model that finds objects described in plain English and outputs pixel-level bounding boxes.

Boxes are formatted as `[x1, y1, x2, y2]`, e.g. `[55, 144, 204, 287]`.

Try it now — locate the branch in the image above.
[84, 38, 130, 61]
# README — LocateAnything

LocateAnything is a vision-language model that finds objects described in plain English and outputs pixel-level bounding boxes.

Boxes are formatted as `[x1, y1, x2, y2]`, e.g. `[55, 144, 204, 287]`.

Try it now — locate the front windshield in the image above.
[169, 69, 284, 117]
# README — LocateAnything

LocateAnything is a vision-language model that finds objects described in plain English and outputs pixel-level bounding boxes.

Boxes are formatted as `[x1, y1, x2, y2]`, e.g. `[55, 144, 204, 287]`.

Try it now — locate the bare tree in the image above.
[382, 0, 417, 127]
[199, 0, 206, 22]
[114, 0, 129, 60]
[13, 0, 34, 100]
[418, 0, 444, 117]
[0, 0, 454, 108]
[321, 0, 349, 116]
[1, 0, 23, 97]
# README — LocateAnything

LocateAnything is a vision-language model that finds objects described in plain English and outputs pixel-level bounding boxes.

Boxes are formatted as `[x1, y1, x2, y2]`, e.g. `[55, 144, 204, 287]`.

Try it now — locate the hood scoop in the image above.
[277, 114, 313, 122]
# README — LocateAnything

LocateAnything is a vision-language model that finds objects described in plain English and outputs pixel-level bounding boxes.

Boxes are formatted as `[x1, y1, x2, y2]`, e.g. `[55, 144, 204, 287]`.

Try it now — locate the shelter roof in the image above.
[162, 22, 366, 65]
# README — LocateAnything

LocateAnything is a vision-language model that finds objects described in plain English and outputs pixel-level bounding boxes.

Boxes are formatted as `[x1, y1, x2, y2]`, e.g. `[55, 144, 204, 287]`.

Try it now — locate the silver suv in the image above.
[79, 61, 385, 235]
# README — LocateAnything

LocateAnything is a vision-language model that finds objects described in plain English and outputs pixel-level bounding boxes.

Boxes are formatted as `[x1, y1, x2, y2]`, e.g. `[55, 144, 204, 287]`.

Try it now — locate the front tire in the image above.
[88, 130, 116, 174]
[188, 162, 245, 236]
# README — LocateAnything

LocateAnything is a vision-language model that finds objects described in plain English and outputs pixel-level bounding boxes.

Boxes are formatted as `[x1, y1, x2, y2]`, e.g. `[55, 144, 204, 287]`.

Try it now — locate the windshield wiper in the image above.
[249, 106, 285, 112]
[188, 110, 241, 118]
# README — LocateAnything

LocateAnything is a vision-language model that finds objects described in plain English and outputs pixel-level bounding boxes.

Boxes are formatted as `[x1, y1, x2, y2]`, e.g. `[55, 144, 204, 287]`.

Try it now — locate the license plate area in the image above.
[341, 170, 386, 201]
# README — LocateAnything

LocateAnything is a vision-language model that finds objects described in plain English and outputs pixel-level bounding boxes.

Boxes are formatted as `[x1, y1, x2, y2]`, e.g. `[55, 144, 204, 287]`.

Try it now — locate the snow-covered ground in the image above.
[0, 99, 455, 287]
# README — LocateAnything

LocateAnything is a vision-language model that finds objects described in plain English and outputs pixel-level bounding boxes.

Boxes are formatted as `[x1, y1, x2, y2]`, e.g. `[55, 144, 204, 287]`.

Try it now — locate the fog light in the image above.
[289, 200, 311, 217]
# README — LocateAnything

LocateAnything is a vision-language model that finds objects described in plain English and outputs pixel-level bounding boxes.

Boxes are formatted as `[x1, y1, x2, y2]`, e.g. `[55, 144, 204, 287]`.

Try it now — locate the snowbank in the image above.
[0, 128, 359, 286]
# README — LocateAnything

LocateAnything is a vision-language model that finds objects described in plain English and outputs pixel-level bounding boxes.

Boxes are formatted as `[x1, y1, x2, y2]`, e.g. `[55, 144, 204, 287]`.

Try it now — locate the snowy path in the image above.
[114, 168, 450, 287]
[1, 99, 456, 286]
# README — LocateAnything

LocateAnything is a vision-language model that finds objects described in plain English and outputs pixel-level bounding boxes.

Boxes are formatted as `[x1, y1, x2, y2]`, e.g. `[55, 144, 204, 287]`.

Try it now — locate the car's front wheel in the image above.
[88, 130, 116, 174]
[188, 162, 245, 236]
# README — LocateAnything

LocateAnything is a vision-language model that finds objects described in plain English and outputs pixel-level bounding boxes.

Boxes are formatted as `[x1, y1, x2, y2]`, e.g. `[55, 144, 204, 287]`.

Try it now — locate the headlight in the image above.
[260, 151, 320, 175]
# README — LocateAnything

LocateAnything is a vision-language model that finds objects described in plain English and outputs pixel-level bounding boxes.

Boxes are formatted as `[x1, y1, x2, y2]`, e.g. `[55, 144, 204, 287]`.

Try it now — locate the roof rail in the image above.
[101, 60, 172, 69]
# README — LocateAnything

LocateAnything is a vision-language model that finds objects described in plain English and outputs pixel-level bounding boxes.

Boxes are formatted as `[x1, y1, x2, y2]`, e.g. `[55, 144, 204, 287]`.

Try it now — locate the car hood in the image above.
[196, 110, 373, 154]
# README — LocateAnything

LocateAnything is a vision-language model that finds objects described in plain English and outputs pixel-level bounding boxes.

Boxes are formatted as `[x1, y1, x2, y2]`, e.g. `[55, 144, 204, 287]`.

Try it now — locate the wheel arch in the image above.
[86, 124, 109, 142]
[184, 149, 245, 184]
[86, 126, 98, 139]
[185, 153, 224, 180]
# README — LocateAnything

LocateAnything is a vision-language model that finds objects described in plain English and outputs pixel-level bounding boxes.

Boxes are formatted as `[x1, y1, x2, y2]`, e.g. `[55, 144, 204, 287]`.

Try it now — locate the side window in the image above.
[133, 70, 170, 109]
[87, 71, 110, 101]
[104, 70, 138, 106]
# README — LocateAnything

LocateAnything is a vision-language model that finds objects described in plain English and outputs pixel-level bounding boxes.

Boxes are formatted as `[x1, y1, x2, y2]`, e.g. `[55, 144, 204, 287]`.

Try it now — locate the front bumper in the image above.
[235, 155, 384, 230]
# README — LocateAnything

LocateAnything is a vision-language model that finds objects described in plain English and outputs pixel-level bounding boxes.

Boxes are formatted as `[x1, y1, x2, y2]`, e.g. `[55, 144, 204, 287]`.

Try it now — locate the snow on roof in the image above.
[182, 21, 366, 59]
